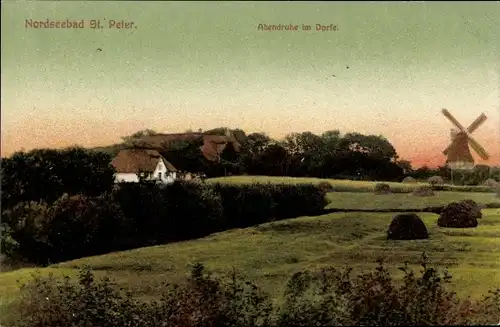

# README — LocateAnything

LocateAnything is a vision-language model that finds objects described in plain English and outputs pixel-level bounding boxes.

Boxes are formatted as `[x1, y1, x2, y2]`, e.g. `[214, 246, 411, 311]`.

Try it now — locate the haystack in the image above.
[484, 178, 499, 187]
[374, 183, 391, 195]
[460, 199, 482, 219]
[412, 186, 435, 197]
[402, 176, 416, 184]
[387, 213, 429, 240]
[428, 176, 445, 185]
[437, 201, 479, 228]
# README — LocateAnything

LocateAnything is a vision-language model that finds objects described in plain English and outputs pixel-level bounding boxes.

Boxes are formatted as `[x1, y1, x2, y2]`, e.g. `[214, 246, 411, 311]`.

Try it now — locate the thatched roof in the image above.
[131, 132, 242, 162]
[111, 148, 177, 173]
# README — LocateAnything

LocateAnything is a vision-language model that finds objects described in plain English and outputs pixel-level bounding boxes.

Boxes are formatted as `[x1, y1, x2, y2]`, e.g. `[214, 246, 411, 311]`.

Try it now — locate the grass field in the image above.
[1, 176, 499, 323]
[326, 191, 499, 209]
[1, 209, 499, 312]
[208, 175, 497, 193]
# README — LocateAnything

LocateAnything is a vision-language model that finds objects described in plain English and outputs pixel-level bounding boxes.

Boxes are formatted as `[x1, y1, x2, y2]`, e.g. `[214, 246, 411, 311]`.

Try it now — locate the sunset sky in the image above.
[1, 1, 499, 168]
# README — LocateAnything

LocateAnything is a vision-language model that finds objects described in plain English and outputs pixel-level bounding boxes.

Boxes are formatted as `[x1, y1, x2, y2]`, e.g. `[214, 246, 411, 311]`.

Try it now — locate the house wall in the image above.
[114, 159, 177, 184]
[115, 173, 140, 183]
[151, 159, 177, 184]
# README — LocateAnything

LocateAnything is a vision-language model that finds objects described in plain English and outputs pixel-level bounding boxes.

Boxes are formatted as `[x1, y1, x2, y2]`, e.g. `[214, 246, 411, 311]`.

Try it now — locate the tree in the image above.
[246, 143, 288, 176]
[474, 164, 491, 184]
[203, 127, 229, 136]
[321, 130, 341, 152]
[1, 147, 115, 210]
[161, 139, 205, 174]
[396, 160, 413, 175]
[338, 133, 398, 162]
[121, 129, 158, 144]
[283, 132, 324, 157]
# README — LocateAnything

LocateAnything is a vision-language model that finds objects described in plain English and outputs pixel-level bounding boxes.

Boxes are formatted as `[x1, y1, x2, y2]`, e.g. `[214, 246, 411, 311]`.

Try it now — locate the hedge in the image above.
[3, 181, 327, 264]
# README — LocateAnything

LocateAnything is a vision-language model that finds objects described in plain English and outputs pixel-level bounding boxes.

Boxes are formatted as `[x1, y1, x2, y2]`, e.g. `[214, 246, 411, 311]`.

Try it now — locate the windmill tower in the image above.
[441, 108, 490, 182]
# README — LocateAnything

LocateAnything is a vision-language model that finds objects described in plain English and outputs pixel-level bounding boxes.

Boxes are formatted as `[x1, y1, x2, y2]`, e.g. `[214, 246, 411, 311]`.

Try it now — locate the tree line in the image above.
[110, 128, 407, 181]
[115, 127, 500, 185]
[2, 128, 499, 212]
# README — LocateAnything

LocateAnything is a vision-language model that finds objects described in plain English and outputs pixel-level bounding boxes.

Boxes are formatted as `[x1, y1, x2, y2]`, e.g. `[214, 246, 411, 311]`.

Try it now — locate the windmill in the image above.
[441, 108, 490, 183]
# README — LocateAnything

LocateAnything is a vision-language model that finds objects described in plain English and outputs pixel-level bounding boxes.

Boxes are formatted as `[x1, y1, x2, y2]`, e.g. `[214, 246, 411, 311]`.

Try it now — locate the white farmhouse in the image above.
[111, 148, 177, 184]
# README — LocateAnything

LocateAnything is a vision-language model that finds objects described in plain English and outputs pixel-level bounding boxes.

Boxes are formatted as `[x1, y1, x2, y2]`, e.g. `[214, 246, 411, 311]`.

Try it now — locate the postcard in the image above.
[1, 2, 499, 326]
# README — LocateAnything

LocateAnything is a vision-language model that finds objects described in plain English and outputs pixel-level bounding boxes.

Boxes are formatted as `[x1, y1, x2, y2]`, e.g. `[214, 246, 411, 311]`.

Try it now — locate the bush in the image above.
[4, 194, 131, 264]
[4, 181, 328, 265]
[387, 213, 429, 240]
[212, 183, 327, 226]
[212, 183, 276, 228]
[162, 181, 225, 240]
[9, 268, 148, 327]
[113, 181, 225, 244]
[428, 175, 445, 185]
[438, 201, 479, 228]
[155, 263, 273, 327]
[374, 183, 391, 195]
[0, 223, 19, 260]
[402, 176, 416, 183]
[317, 181, 334, 192]
[412, 186, 435, 197]
[2, 201, 52, 264]
[270, 183, 328, 219]
[44, 193, 131, 263]
[7, 256, 500, 327]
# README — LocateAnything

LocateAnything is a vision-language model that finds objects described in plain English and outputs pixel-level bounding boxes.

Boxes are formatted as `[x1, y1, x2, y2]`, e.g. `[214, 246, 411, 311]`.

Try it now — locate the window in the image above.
[158, 172, 162, 180]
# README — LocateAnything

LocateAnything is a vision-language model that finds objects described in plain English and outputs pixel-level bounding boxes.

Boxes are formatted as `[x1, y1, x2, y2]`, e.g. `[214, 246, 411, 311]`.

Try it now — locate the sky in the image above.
[1, 1, 499, 168]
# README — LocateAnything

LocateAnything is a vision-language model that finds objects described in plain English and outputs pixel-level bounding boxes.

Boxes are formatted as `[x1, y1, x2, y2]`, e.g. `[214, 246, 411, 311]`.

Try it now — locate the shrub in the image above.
[317, 181, 334, 192]
[0, 223, 19, 260]
[387, 213, 429, 240]
[154, 263, 274, 327]
[428, 175, 445, 185]
[438, 201, 479, 228]
[2, 201, 52, 264]
[113, 181, 225, 244]
[212, 183, 327, 226]
[9, 268, 147, 327]
[8, 264, 273, 327]
[212, 183, 275, 228]
[270, 183, 328, 219]
[8, 255, 499, 327]
[3, 194, 131, 265]
[162, 181, 225, 240]
[374, 183, 391, 195]
[4, 181, 329, 265]
[43, 193, 130, 263]
[402, 176, 416, 184]
[412, 186, 435, 197]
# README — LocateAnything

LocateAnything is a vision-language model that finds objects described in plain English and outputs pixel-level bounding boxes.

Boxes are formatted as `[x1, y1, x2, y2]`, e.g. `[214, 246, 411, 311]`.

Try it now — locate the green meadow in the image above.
[1, 176, 499, 323]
